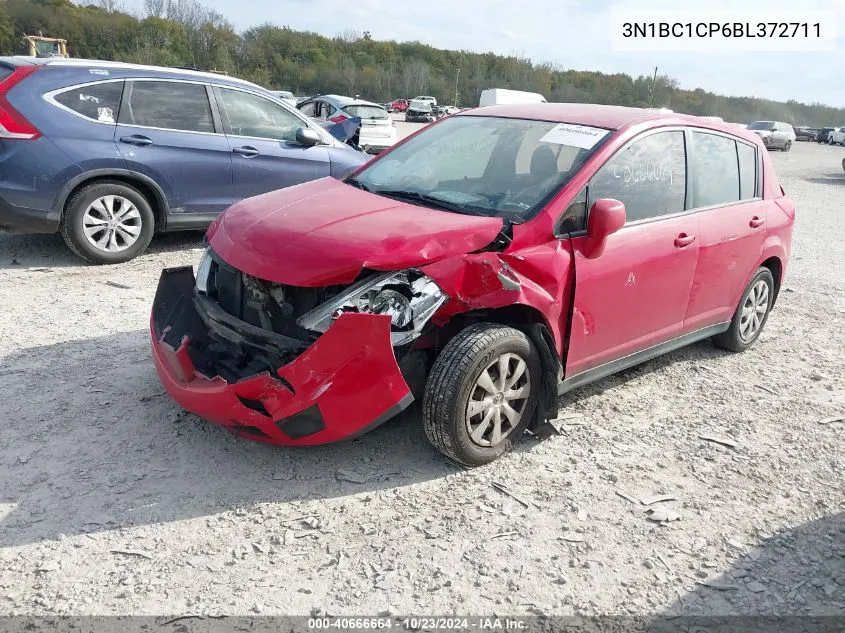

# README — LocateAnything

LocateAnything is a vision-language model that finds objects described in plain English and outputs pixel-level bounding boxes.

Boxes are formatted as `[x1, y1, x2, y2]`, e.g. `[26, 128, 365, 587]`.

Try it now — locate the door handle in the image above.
[119, 134, 152, 146]
[233, 146, 259, 157]
[749, 216, 765, 228]
[674, 233, 696, 248]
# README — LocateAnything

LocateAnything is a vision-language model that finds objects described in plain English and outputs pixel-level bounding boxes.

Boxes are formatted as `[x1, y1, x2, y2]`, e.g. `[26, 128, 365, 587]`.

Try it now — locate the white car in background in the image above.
[270, 90, 296, 106]
[411, 95, 437, 106]
[297, 94, 397, 153]
[828, 126, 845, 145]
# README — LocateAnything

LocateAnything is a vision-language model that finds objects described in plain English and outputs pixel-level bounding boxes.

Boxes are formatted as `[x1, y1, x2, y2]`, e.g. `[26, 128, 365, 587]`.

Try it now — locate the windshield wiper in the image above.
[374, 189, 489, 217]
[344, 177, 371, 192]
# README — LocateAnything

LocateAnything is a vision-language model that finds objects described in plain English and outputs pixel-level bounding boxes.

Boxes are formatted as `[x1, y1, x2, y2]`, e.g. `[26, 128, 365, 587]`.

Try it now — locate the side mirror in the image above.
[583, 198, 626, 258]
[295, 127, 321, 147]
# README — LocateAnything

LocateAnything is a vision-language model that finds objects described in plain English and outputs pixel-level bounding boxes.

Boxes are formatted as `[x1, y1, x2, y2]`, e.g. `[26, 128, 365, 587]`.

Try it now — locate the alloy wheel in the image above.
[739, 279, 770, 343]
[82, 195, 143, 253]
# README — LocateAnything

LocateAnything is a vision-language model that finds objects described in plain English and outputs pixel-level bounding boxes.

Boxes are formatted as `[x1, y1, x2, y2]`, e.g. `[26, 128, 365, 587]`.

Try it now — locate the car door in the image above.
[214, 86, 332, 201]
[114, 79, 234, 221]
[683, 132, 768, 330]
[565, 129, 699, 377]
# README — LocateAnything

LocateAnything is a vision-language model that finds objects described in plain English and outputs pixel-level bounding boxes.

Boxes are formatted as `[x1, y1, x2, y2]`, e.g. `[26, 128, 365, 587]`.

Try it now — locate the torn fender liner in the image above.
[150, 267, 414, 446]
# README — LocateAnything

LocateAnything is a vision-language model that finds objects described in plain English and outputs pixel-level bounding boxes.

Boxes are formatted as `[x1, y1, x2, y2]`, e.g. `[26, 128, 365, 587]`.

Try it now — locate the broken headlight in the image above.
[195, 246, 213, 294]
[297, 271, 447, 346]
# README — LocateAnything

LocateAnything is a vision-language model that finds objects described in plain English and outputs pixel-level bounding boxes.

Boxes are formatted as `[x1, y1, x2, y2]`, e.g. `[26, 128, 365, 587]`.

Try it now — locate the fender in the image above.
[421, 239, 575, 358]
[731, 239, 787, 311]
[52, 168, 170, 228]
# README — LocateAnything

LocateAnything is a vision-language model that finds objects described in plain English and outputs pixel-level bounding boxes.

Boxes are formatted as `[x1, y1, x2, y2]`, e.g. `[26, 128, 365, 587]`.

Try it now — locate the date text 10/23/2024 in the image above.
[307, 617, 530, 630]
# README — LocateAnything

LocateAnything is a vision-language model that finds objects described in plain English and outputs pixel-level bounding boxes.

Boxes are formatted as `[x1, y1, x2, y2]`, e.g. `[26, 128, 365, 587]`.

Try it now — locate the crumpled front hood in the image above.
[750, 129, 772, 137]
[207, 177, 504, 287]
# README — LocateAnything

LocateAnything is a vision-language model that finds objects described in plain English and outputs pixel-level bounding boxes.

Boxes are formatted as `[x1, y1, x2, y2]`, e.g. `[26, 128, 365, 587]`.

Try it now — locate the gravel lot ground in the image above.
[0, 140, 843, 618]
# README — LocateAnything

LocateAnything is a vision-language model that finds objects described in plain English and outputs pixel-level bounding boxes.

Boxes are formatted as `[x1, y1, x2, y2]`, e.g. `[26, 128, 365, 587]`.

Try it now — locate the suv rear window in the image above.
[54, 81, 123, 123]
[122, 81, 214, 134]
[344, 105, 388, 120]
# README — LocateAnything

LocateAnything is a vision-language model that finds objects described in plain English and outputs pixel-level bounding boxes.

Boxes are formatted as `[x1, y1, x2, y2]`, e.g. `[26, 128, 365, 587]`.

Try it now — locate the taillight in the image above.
[329, 113, 349, 123]
[0, 66, 41, 140]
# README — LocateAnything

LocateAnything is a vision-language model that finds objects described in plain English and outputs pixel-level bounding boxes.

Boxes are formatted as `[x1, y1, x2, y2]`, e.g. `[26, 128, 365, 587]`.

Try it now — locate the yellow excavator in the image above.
[23, 33, 69, 58]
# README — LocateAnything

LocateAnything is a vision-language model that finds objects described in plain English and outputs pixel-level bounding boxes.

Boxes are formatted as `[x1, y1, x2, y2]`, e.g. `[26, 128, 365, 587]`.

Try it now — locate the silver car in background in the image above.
[747, 120, 796, 151]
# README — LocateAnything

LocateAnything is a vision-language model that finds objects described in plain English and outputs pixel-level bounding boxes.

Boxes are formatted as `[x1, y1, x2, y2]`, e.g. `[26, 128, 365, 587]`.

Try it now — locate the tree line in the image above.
[3, 0, 844, 126]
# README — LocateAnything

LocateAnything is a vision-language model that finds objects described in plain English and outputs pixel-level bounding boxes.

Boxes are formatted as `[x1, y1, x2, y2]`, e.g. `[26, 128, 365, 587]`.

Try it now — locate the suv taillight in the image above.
[0, 66, 41, 140]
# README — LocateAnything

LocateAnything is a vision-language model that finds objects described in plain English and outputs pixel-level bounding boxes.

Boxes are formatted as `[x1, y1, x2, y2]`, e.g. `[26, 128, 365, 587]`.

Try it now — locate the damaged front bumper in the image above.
[150, 267, 414, 445]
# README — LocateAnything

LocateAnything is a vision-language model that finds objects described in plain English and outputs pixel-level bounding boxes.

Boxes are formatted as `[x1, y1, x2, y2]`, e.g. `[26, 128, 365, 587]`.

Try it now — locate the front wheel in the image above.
[712, 267, 775, 352]
[423, 323, 541, 467]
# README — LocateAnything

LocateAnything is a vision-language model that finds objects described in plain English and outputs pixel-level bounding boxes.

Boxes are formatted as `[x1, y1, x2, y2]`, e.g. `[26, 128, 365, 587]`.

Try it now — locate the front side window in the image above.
[350, 116, 610, 221]
[589, 131, 687, 223]
[122, 81, 214, 133]
[218, 88, 304, 141]
[54, 81, 123, 123]
[691, 132, 740, 208]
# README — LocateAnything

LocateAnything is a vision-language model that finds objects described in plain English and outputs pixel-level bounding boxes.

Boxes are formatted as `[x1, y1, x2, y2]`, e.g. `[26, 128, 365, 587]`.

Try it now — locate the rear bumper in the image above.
[150, 266, 414, 446]
[0, 197, 59, 234]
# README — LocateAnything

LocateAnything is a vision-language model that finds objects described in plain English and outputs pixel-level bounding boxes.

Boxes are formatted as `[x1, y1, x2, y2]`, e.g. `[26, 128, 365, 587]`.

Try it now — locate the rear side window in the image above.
[122, 81, 214, 133]
[691, 132, 740, 208]
[737, 142, 757, 200]
[0, 66, 13, 83]
[54, 81, 123, 123]
[344, 105, 388, 120]
[589, 131, 687, 223]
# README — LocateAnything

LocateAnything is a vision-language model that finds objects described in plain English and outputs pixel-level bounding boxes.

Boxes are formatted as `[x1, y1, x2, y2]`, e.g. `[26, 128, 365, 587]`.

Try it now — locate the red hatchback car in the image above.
[151, 104, 794, 466]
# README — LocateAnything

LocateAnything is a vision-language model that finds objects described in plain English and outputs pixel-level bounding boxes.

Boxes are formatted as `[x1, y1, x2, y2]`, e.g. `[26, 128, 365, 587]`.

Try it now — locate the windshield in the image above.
[344, 105, 389, 120]
[748, 121, 775, 130]
[350, 115, 611, 221]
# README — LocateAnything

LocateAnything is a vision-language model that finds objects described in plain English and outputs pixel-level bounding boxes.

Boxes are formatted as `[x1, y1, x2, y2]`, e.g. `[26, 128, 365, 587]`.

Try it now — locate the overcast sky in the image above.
[139, 0, 844, 107]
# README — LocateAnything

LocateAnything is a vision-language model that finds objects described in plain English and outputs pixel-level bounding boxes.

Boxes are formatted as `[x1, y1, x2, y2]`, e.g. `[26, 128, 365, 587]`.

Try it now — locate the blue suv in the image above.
[0, 57, 368, 263]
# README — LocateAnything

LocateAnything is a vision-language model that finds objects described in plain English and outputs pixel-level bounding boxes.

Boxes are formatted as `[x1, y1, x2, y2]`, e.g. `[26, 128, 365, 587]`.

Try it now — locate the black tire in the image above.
[783, 141, 791, 152]
[712, 267, 775, 353]
[423, 323, 542, 467]
[61, 180, 155, 264]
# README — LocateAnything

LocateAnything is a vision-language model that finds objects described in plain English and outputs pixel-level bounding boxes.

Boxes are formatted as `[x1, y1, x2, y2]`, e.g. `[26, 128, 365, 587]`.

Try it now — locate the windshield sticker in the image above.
[539, 124, 608, 149]
[89, 69, 109, 76]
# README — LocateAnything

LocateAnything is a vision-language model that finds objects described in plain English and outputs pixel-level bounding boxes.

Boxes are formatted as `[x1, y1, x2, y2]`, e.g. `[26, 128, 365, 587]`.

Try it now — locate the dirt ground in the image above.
[0, 140, 843, 618]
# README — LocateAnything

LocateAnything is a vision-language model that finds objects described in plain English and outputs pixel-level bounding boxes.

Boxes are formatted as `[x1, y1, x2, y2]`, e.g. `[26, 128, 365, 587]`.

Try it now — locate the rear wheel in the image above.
[61, 181, 155, 264]
[783, 140, 792, 151]
[712, 267, 775, 352]
[423, 323, 541, 467]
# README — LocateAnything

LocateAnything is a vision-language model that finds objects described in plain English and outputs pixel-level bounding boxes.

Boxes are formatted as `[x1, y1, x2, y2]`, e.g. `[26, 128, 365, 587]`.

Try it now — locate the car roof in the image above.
[460, 103, 759, 134]
[0, 56, 259, 88]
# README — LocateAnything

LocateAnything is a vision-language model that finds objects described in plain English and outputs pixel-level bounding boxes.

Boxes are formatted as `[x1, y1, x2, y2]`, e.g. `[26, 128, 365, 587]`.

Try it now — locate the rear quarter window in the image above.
[52, 81, 124, 123]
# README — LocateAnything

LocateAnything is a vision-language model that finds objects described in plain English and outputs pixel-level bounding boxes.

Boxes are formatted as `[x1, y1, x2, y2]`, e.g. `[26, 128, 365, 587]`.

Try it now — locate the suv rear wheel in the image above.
[423, 323, 541, 467]
[61, 181, 155, 264]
